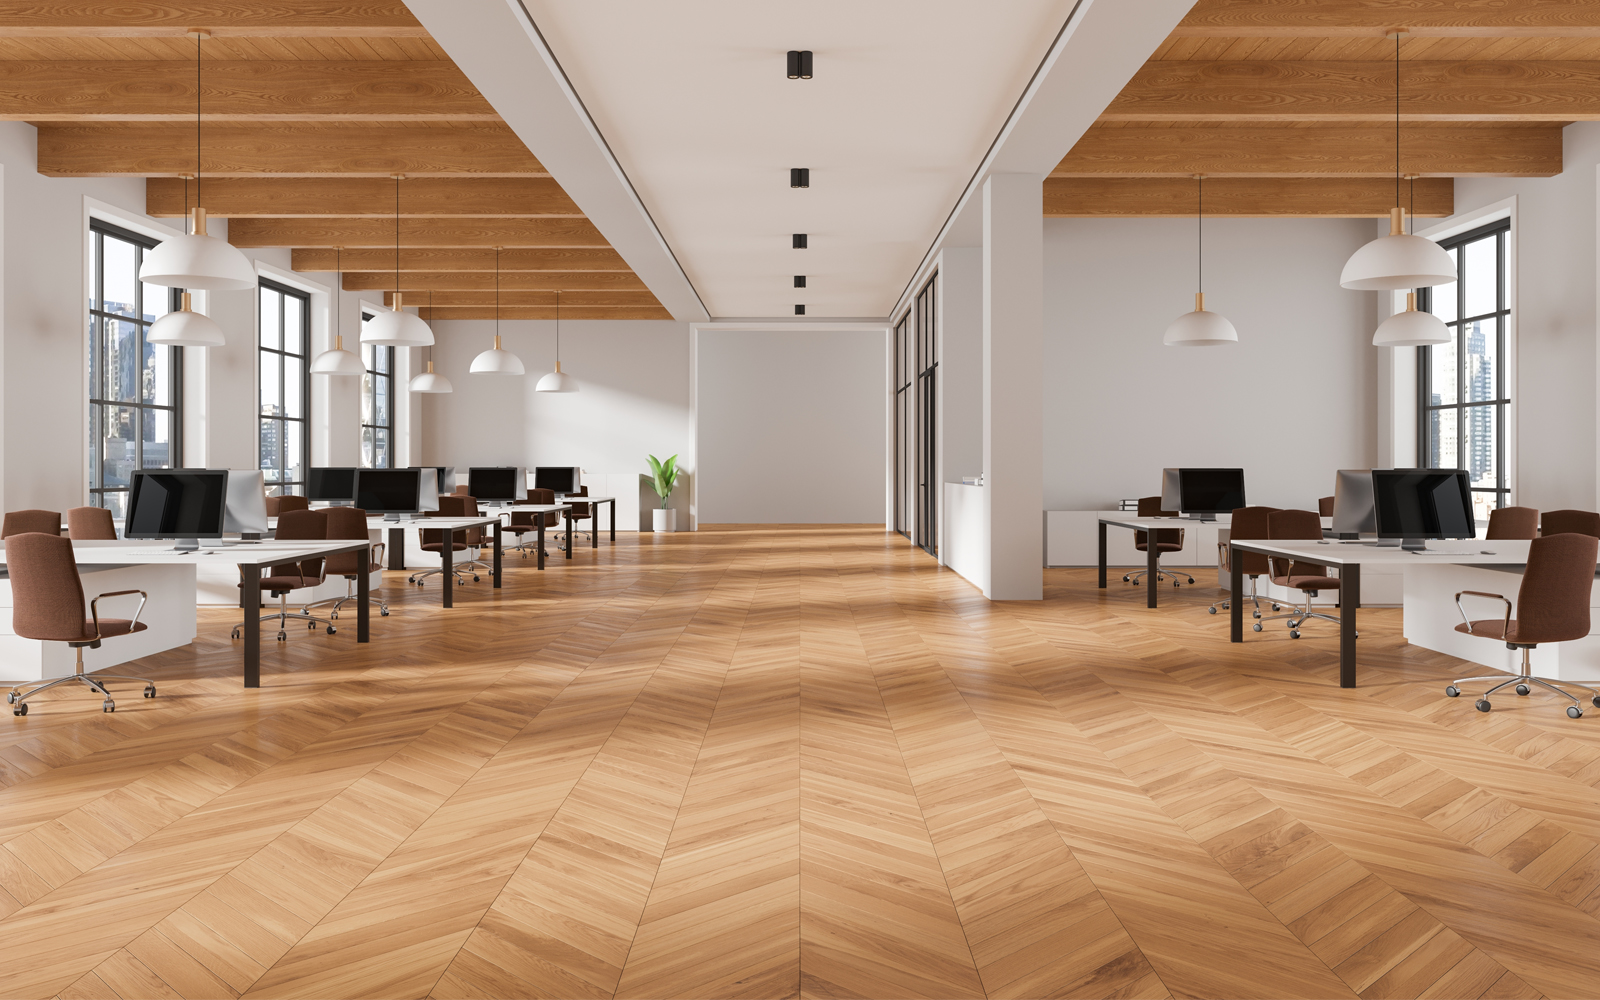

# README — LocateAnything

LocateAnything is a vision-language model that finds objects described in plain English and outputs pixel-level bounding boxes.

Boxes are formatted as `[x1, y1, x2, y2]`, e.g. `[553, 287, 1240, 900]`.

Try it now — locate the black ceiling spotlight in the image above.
[793, 275, 806, 288]
[790, 168, 810, 189]
[792, 233, 807, 249]
[786, 50, 813, 79]
[795, 305, 806, 315]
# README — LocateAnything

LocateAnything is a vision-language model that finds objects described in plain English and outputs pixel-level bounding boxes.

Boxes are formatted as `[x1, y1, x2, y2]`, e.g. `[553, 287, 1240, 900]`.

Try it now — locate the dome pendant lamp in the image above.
[536, 290, 578, 392]
[1165, 176, 1238, 347]
[140, 31, 256, 293]
[362, 175, 435, 348]
[410, 292, 454, 392]
[149, 175, 225, 347]
[470, 248, 525, 375]
[311, 249, 365, 375]
[1340, 31, 1455, 291]
[1373, 176, 1451, 347]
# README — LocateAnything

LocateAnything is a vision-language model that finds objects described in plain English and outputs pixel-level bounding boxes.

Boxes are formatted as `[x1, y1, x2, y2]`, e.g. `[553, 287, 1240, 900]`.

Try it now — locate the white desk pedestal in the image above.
[1404, 563, 1600, 683]
[0, 564, 197, 683]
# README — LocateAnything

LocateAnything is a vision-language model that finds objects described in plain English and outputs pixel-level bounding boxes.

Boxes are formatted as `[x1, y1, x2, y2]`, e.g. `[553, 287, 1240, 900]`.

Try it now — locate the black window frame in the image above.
[360, 312, 395, 470]
[913, 273, 937, 556]
[88, 220, 183, 517]
[259, 279, 312, 496]
[894, 313, 911, 539]
[1417, 218, 1511, 515]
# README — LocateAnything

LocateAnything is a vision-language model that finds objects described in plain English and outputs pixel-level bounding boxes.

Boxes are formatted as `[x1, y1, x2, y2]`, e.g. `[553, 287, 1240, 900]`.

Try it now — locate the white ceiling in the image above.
[521, 1, 1079, 319]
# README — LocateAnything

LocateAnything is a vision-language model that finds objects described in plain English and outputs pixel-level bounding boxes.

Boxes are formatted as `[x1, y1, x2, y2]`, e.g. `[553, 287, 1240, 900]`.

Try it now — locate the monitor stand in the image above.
[172, 537, 201, 552]
[1401, 537, 1430, 551]
[1184, 513, 1218, 522]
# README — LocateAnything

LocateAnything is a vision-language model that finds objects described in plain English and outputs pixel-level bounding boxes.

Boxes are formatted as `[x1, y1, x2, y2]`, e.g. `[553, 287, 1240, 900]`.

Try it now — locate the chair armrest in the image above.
[1454, 590, 1511, 636]
[90, 589, 148, 638]
[370, 541, 385, 566]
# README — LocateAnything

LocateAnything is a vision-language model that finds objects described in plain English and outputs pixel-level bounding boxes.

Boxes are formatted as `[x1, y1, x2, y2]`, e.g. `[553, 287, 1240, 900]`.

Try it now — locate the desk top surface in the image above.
[0, 538, 370, 566]
[1099, 512, 1335, 530]
[1229, 537, 1528, 567]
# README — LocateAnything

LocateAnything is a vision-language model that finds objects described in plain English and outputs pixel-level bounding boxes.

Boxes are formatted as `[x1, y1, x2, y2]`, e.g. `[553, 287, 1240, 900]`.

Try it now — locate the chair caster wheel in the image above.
[1592, 695, 1600, 708]
[308, 622, 316, 629]
[1445, 685, 1460, 697]
[277, 632, 287, 642]
[1252, 612, 1261, 619]
[1290, 630, 1301, 639]
[1476, 699, 1492, 712]
[1252, 623, 1262, 632]
[144, 685, 156, 698]
[330, 612, 339, 620]
[13, 703, 26, 716]
[231, 629, 241, 640]
[327, 626, 337, 635]
[1569, 706, 1584, 719]
[473, 575, 480, 582]
[1272, 604, 1281, 611]
[1516, 684, 1530, 696]
[1122, 575, 1130, 583]
[1208, 607, 1217, 614]
[103, 700, 114, 713]
[4, 691, 13, 704]
[380, 608, 390, 616]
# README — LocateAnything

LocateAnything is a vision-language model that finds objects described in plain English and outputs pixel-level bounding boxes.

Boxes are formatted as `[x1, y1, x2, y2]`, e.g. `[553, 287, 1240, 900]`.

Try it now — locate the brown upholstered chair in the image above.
[453, 484, 471, 496]
[2, 510, 61, 538]
[558, 486, 596, 551]
[66, 506, 117, 540]
[1124, 495, 1192, 588]
[1255, 509, 1344, 639]
[508, 488, 556, 558]
[5, 532, 154, 716]
[1486, 506, 1540, 541]
[265, 494, 309, 518]
[412, 495, 476, 586]
[231, 508, 335, 642]
[1210, 506, 1280, 617]
[1541, 510, 1600, 538]
[1449, 532, 1600, 718]
[302, 507, 387, 620]
[1318, 496, 1336, 518]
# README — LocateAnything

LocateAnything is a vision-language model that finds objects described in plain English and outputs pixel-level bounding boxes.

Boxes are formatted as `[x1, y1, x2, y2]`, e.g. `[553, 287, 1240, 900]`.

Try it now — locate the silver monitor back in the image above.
[416, 467, 441, 512]
[224, 469, 270, 534]
[1332, 469, 1377, 535]
[1160, 468, 1181, 512]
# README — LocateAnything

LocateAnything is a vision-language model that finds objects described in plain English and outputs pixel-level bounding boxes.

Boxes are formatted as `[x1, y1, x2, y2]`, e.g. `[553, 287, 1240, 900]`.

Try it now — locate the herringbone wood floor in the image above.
[3, 526, 1600, 999]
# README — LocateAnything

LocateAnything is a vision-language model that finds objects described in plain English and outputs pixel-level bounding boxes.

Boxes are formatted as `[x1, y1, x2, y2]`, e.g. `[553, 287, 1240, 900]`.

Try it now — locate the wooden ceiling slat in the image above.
[37, 123, 543, 177]
[1044, 176, 1453, 217]
[0, 2, 427, 36]
[292, 247, 632, 272]
[1175, 0, 1600, 37]
[230, 218, 610, 249]
[382, 290, 657, 307]
[419, 306, 673, 321]
[147, 177, 581, 217]
[344, 270, 647, 291]
[0, 60, 494, 120]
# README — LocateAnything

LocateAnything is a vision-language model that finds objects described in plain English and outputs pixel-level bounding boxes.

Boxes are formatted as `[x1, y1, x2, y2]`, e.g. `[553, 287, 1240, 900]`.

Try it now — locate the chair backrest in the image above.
[1267, 508, 1325, 578]
[6, 532, 89, 642]
[2, 510, 61, 539]
[460, 497, 483, 544]
[322, 507, 371, 576]
[1515, 533, 1600, 644]
[271, 508, 328, 581]
[423, 495, 470, 546]
[1487, 505, 1540, 541]
[66, 506, 117, 540]
[266, 494, 310, 517]
[1134, 495, 1180, 548]
[527, 488, 555, 505]
[1229, 506, 1277, 576]
[1542, 509, 1600, 539]
[1318, 496, 1335, 518]
[453, 484, 470, 496]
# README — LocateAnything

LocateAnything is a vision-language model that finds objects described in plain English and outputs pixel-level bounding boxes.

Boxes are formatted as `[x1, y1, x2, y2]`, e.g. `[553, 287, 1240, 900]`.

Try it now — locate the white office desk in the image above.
[365, 516, 508, 606]
[1097, 514, 1242, 608]
[502, 504, 583, 562]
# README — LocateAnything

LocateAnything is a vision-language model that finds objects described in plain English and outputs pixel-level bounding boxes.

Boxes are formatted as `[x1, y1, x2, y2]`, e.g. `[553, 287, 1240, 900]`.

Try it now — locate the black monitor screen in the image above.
[1373, 469, 1475, 539]
[308, 467, 357, 502]
[1178, 468, 1246, 514]
[125, 469, 229, 539]
[534, 467, 577, 494]
[468, 467, 520, 501]
[354, 469, 421, 514]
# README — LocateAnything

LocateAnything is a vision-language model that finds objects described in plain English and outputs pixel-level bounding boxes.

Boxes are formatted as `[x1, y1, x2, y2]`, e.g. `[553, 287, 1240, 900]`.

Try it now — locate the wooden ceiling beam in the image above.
[1056, 124, 1563, 177]
[228, 217, 609, 248]
[292, 247, 631, 272]
[0, 61, 493, 120]
[419, 306, 673, 321]
[147, 177, 581, 217]
[0, 2, 428, 36]
[1107, 61, 1600, 121]
[1044, 176, 1454, 217]
[344, 271, 647, 291]
[382, 290, 657, 307]
[37, 123, 542, 177]
[1174, 0, 1600, 37]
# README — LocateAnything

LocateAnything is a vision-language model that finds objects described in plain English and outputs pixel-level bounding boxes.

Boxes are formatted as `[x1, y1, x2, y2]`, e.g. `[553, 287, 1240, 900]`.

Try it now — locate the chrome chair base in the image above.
[303, 578, 389, 619]
[1125, 567, 1195, 587]
[1252, 591, 1352, 640]
[8, 646, 155, 715]
[233, 592, 337, 641]
[1447, 648, 1600, 718]
[1210, 576, 1277, 617]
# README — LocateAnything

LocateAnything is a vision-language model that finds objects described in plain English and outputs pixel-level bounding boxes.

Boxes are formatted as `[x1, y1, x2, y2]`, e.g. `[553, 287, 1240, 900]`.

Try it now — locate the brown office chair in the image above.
[1124, 496, 1192, 587]
[1449, 532, 1600, 718]
[1255, 509, 1345, 639]
[1317, 496, 1335, 518]
[453, 485, 471, 496]
[265, 495, 310, 518]
[2, 510, 61, 538]
[557, 486, 596, 551]
[412, 495, 476, 586]
[231, 508, 335, 642]
[1210, 506, 1280, 617]
[302, 507, 387, 620]
[508, 488, 556, 558]
[1486, 506, 1540, 541]
[5, 532, 155, 716]
[66, 506, 117, 540]
[1541, 510, 1600, 538]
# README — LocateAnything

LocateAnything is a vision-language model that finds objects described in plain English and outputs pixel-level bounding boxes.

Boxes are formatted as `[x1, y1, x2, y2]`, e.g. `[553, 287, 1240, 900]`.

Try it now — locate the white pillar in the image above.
[982, 173, 1044, 600]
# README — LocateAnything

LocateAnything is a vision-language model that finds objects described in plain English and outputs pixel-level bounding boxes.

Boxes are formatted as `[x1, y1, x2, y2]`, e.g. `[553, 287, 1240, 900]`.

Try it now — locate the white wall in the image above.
[696, 328, 886, 524]
[1043, 215, 1379, 512]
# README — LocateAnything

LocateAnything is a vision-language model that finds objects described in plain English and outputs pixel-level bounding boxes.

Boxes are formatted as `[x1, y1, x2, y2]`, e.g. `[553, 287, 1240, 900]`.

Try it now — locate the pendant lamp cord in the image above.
[394, 175, 401, 300]
[555, 289, 561, 364]
[335, 246, 341, 344]
[1197, 175, 1203, 296]
[1395, 30, 1401, 210]
[195, 30, 201, 211]
[495, 246, 501, 340]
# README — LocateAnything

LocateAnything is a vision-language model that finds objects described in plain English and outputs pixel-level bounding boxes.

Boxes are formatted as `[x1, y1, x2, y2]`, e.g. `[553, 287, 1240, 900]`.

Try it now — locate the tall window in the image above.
[259, 281, 310, 496]
[89, 222, 182, 520]
[891, 274, 937, 554]
[361, 311, 394, 469]
[1418, 219, 1511, 522]
[913, 274, 937, 555]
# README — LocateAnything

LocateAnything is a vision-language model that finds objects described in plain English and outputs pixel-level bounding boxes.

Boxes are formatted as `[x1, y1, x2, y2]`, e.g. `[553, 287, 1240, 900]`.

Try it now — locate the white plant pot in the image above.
[652, 508, 677, 533]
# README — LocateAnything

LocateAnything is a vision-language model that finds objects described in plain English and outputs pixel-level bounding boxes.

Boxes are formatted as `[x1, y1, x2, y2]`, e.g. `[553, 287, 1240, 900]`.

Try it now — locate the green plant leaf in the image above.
[647, 453, 680, 508]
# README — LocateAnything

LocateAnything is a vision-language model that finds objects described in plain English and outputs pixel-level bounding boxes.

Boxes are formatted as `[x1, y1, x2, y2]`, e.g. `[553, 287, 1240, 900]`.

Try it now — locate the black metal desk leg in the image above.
[566, 518, 572, 559]
[609, 500, 616, 542]
[493, 521, 503, 588]
[1098, 522, 1107, 589]
[1146, 529, 1159, 608]
[1230, 543, 1243, 643]
[592, 508, 599, 549]
[537, 520, 546, 570]
[443, 532, 454, 609]
[388, 527, 405, 570]
[1341, 563, 1359, 688]
[242, 564, 261, 688]
[356, 547, 370, 643]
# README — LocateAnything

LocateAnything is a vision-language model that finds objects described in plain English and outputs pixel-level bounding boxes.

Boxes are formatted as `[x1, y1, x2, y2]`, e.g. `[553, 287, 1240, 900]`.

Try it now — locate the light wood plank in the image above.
[147, 177, 580, 218]
[0, 2, 427, 37]
[1044, 176, 1454, 217]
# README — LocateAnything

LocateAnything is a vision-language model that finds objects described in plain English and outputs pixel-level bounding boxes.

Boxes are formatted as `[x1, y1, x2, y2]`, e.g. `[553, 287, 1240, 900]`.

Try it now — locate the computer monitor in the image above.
[223, 469, 270, 539]
[308, 467, 357, 505]
[1160, 468, 1181, 512]
[353, 468, 421, 519]
[124, 469, 229, 550]
[1331, 469, 1377, 537]
[534, 466, 580, 495]
[468, 467, 522, 504]
[415, 468, 441, 512]
[1178, 468, 1245, 521]
[1372, 469, 1475, 550]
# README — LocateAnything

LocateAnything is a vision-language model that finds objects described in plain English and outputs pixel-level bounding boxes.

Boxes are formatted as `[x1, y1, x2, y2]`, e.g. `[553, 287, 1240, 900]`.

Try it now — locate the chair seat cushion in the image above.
[238, 575, 307, 592]
[1273, 575, 1340, 592]
[420, 542, 470, 552]
[1455, 620, 1535, 645]
[1135, 542, 1184, 553]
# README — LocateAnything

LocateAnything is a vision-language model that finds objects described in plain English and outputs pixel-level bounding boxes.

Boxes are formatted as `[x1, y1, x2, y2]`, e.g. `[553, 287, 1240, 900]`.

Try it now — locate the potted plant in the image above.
[647, 453, 681, 532]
